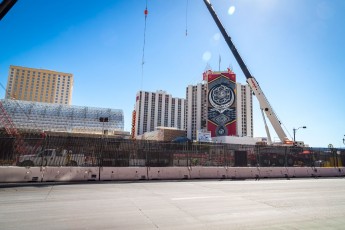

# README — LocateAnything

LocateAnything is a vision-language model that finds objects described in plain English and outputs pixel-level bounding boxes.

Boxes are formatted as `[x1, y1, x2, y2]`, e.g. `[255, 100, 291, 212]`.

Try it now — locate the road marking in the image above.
[171, 196, 224, 201]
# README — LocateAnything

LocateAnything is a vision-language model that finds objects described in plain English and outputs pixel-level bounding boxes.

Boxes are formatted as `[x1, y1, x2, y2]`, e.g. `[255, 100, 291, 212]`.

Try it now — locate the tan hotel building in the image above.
[5, 65, 73, 105]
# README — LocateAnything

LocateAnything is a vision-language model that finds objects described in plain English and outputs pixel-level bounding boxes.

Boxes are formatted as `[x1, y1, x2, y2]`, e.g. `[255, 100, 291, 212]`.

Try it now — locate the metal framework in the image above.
[0, 99, 124, 134]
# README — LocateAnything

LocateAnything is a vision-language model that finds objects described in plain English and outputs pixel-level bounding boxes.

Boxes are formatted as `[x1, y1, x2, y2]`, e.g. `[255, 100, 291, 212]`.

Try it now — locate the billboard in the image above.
[204, 69, 236, 137]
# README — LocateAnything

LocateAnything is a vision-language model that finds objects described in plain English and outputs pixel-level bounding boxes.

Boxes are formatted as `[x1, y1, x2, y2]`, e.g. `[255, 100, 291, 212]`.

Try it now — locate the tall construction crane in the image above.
[0, 0, 17, 20]
[203, 0, 295, 145]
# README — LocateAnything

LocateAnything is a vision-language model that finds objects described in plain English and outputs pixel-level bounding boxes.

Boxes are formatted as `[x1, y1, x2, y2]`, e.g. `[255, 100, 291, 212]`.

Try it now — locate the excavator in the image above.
[203, 0, 303, 146]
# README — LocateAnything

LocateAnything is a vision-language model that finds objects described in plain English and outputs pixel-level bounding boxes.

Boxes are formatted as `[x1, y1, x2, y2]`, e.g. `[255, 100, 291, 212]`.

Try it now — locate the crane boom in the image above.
[203, 0, 290, 143]
[0, 0, 18, 20]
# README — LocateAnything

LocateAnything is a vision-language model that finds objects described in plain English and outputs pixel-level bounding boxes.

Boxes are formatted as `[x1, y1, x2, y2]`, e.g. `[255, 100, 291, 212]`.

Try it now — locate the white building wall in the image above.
[236, 83, 243, 137]
[167, 95, 172, 127]
[186, 86, 193, 140]
[161, 91, 166, 127]
[235, 83, 253, 137]
[180, 99, 185, 130]
[146, 92, 152, 132]
[196, 84, 202, 134]
[185, 83, 207, 141]
[135, 90, 185, 137]
[245, 85, 253, 137]
[154, 92, 159, 128]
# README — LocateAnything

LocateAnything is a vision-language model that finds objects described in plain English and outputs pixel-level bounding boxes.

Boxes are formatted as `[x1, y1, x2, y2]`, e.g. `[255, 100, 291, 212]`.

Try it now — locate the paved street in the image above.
[1, 178, 345, 229]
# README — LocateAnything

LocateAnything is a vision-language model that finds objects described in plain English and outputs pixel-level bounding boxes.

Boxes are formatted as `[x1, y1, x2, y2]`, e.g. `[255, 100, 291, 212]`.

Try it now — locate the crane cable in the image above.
[185, 0, 189, 36]
[141, 0, 148, 90]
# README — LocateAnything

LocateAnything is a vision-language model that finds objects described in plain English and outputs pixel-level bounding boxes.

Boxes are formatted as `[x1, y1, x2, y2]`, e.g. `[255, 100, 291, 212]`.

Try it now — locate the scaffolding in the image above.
[0, 99, 124, 134]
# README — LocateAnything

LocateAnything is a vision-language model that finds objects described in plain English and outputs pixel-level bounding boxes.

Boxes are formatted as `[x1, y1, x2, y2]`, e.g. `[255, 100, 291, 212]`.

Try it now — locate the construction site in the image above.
[1, 1, 345, 182]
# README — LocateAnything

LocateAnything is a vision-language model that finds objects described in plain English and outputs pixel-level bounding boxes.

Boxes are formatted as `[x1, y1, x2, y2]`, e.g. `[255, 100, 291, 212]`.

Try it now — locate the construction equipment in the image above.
[203, 0, 298, 146]
[0, 0, 17, 20]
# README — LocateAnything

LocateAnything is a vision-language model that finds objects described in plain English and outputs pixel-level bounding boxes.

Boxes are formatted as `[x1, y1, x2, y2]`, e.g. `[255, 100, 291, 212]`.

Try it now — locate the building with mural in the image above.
[204, 69, 237, 137]
[186, 69, 253, 141]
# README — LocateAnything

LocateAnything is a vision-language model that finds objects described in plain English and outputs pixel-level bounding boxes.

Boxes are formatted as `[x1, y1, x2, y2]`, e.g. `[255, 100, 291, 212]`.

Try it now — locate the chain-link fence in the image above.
[0, 134, 344, 167]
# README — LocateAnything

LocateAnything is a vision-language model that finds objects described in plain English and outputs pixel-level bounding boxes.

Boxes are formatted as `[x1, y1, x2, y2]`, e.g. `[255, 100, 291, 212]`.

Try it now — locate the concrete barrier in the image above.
[100, 167, 147, 181]
[0, 166, 43, 182]
[147, 167, 190, 180]
[1, 166, 345, 183]
[189, 167, 227, 179]
[292, 167, 315, 177]
[258, 167, 289, 178]
[42, 167, 99, 182]
[314, 167, 344, 177]
[227, 167, 259, 179]
[338, 167, 345, 176]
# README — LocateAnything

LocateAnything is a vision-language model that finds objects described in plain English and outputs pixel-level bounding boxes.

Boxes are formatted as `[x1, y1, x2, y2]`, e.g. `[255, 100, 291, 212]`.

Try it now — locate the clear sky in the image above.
[1, 0, 344, 148]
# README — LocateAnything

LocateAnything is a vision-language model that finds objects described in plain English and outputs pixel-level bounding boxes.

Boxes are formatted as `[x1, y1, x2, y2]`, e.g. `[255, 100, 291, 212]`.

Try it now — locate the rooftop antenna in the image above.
[204, 63, 212, 71]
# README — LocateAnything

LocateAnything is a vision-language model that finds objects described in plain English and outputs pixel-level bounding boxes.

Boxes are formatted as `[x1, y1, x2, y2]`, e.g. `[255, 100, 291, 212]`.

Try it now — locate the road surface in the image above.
[1, 178, 345, 229]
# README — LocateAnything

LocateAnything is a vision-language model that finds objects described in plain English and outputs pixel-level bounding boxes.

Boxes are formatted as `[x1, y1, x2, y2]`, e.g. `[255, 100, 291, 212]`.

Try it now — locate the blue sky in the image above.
[0, 0, 344, 148]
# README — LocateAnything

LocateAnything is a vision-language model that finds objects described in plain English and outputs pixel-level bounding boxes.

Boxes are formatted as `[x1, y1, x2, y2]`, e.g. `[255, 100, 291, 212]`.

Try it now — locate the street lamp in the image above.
[293, 126, 306, 142]
[343, 135, 345, 145]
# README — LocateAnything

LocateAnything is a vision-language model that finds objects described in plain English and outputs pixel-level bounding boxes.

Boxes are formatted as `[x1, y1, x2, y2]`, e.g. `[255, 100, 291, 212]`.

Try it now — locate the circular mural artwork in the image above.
[216, 125, 227, 136]
[208, 83, 235, 113]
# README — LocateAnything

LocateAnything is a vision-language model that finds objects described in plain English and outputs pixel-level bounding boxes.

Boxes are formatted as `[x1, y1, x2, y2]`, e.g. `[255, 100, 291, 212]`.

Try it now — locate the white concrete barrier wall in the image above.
[292, 167, 315, 177]
[188, 167, 227, 179]
[100, 167, 147, 181]
[42, 167, 99, 182]
[227, 167, 259, 179]
[147, 167, 190, 180]
[258, 167, 289, 178]
[314, 167, 343, 177]
[1, 166, 345, 183]
[0, 166, 43, 182]
[338, 167, 345, 176]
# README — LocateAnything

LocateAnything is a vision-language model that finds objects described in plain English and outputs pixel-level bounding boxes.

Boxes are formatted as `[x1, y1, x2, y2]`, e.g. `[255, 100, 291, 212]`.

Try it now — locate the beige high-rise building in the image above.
[5, 65, 73, 105]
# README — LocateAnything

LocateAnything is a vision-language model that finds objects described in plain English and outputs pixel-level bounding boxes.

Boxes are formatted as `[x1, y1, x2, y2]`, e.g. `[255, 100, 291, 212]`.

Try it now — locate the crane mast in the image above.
[203, 0, 290, 144]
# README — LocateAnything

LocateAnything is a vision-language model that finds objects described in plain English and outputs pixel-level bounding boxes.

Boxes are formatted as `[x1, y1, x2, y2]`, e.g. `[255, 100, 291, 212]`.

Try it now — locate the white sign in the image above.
[197, 130, 212, 142]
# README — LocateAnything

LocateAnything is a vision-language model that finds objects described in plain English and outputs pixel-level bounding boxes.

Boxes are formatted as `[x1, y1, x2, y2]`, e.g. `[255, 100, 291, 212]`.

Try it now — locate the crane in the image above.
[203, 0, 295, 145]
[0, 0, 18, 20]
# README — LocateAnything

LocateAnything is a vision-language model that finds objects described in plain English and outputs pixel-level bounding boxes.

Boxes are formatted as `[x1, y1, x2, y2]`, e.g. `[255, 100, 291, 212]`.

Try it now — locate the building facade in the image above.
[204, 69, 237, 137]
[236, 83, 253, 137]
[0, 99, 124, 135]
[134, 90, 185, 137]
[185, 83, 208, 140]
[5, 65, 73, 105]
[186, 70, 253, 141]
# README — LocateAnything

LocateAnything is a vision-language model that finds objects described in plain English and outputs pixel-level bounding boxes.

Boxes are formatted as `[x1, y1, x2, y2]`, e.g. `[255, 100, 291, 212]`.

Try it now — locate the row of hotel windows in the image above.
[11, 68, 72, 77]
[9, 76, 71, 85]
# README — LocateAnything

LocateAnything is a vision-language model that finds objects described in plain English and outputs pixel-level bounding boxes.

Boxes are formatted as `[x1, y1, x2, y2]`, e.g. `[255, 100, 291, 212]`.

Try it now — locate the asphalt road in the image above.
[1, 178, 345, 229]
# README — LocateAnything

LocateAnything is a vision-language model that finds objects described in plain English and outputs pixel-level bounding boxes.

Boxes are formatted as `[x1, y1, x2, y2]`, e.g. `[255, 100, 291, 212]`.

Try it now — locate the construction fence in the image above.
[0, 134, 344, 168]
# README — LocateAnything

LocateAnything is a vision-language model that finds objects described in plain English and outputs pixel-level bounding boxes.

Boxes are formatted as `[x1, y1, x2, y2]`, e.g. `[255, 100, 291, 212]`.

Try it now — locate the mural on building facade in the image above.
[204, 69, 236, 137]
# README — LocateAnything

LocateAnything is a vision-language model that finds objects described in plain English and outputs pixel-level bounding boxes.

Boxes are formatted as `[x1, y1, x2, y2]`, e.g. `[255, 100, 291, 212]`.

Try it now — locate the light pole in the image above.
[293, 126, 306, 142]
[343, 135, 345, 145]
